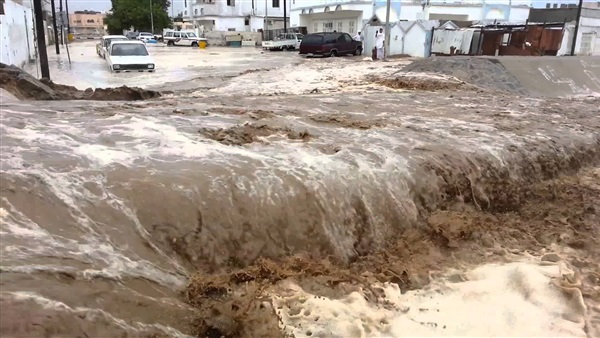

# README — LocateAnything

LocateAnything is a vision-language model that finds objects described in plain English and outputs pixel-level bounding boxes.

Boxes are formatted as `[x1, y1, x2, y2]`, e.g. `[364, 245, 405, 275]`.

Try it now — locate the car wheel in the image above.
[282, 46, 288, 51]
[167, 41, 175, 46]
[354, 48, 362, 56]
[191, 42, 198, 47]
[330, 50, 338, 57]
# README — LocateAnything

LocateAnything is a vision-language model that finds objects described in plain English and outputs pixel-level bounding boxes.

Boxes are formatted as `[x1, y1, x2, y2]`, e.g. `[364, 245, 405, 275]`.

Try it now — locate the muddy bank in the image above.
[0, 63, 160, 101]
[199, 123, 312, 146]
[371, 73, 473, 92]
[185, 165, 600, 338]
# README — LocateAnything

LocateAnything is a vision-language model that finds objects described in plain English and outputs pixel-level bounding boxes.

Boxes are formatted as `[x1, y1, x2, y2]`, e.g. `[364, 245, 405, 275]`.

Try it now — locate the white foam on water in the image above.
[273, 261, 587, 338]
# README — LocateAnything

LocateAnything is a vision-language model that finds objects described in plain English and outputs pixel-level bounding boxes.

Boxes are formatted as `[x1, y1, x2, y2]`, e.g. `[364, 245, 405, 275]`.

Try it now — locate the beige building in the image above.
[69, 10, 106, 36]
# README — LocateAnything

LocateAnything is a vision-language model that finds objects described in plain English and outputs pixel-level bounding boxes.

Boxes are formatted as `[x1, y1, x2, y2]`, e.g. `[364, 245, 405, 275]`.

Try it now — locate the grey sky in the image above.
[67, 0, 186, 16]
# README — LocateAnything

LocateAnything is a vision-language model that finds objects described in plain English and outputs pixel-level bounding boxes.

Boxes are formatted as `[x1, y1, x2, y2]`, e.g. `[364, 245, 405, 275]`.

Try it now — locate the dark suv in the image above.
[299, 32, 362, 57]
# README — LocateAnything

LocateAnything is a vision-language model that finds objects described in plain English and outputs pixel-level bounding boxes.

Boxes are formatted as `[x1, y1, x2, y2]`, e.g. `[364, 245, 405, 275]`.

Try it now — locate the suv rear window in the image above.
[302, 34, 323, 45]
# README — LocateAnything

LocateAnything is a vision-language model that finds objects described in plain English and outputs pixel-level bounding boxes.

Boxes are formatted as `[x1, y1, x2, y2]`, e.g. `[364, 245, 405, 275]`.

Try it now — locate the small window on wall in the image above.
[273, 0, 280, 8]
[245, 18, 250, 25]
[0, 0, 5, 15]
[349, 21, 355, 34]
[227, 0, 235, 6]
[228, 28, 236, 31]
[313, 22, 318, 33]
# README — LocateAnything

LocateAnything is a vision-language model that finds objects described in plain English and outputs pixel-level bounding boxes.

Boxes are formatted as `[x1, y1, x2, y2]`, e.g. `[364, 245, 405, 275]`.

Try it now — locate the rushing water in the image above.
[1, 70, 600, 336]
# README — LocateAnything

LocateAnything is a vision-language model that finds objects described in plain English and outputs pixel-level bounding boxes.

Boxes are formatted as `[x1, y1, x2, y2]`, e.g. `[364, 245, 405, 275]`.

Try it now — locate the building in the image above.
[69, 10, 106, 36]
[290, 0, 533, 35]
[1, 0, 36, 68]
[185, 0, 287, 32]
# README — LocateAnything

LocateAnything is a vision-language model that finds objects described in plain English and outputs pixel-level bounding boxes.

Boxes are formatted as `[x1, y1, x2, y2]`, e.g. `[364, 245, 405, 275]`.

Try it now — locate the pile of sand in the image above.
[0, 63, 161, 101]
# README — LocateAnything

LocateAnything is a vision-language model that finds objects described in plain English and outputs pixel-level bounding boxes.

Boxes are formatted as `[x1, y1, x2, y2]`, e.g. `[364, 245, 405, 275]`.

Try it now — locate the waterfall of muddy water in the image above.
[1, 74, 600, 336]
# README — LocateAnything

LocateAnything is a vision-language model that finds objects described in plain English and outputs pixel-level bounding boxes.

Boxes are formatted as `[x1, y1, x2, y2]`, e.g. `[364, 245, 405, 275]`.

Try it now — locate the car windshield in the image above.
[111, 44, 149, 56]
[186, 32, 197, 38]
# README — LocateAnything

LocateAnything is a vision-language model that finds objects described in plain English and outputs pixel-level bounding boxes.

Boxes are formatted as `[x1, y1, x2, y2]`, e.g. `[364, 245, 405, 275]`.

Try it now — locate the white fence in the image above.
[0, 0, 37, 68]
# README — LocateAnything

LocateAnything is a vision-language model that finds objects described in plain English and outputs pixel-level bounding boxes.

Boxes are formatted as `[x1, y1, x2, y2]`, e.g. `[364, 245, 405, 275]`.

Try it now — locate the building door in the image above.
[580, 33, 593, 55]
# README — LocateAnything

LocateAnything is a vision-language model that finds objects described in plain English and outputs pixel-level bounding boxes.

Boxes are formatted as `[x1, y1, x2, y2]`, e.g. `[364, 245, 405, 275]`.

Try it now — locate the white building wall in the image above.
[291, 0, 532, 32]
[188, 0, 286, 32]
[0, 0, 36, 68]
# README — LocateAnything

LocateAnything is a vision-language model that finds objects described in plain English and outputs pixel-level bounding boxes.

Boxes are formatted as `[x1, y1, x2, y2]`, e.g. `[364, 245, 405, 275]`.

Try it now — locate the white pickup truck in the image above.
[262, 33, 303, 51]
[106, 40, 155, 73]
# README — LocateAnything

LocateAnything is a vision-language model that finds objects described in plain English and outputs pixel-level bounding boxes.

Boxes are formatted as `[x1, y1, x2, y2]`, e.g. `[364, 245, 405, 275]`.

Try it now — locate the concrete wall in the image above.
[204, 30, 262, 45]
[365, 20, 439, 57]
[0, 0, 36, 68]
[557, 9, 600, 56]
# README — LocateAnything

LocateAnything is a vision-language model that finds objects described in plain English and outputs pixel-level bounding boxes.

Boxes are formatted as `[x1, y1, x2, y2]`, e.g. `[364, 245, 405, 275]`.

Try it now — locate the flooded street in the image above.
[23, 41, 300, 90]
[2, 43, 600, 337]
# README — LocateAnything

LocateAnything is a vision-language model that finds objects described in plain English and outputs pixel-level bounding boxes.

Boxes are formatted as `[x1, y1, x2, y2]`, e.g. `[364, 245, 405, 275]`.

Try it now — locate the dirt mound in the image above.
[199, 123, 312, 146]
[185, 166, 600, 338]
[400, 57, 529, 95]
[0, 63, 160, 101]
[309, 114, 385, 129]
[373, 73, 472, 91]
[208, 107, 277, 120]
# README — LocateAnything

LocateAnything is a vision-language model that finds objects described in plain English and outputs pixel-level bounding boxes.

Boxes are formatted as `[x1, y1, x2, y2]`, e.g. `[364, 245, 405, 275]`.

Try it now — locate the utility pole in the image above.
[384, 0, 391, 59]
[283, 0, 287, 33]
[264, 0, 268, 34]
[571, 0, 583, 56]
[50, 0, 60, 54]
[65, 0, 70, 34]
[59, 0, 64, 45]
[150, 0, 155, 34]
[33, 0, 50, 79]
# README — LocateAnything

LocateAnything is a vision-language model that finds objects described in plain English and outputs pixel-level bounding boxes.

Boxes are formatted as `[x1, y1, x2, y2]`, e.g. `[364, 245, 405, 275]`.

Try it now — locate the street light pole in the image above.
[384, 0, 391, 59]
[50, 0, 60, 54]
[150, 0, 155, 34]
[570, 0, 583, 56]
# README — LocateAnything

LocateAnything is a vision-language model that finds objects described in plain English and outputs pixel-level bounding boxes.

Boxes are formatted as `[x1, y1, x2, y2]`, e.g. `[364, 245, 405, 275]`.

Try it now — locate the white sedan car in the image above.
[106, 41, 155, 73]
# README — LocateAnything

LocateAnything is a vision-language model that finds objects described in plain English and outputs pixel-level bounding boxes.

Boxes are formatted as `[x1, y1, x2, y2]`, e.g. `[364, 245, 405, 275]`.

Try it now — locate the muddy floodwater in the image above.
[2, 43, 600, 338]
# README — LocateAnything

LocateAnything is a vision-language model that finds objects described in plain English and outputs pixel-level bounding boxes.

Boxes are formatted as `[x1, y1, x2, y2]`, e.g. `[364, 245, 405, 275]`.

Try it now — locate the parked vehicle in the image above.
[96, 35, 128, 59]
[163, 30, 207, 47]
[137, 32, 154, 42]
[299, 32, 362, 57]
[262, 33, 303, 51]
[106, 41, 155, 73]
[126, 31, 139, 40]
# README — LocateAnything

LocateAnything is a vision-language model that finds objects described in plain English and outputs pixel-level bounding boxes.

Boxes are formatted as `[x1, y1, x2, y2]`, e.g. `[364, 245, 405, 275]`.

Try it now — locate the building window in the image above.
[273, 0, 280, 8]
[313, 22, 318, 33]
[201, 8, 204, 15]
[349, 21, 355, 34]
[545, 3, 550, 8]
[552, 3, 558, 8]
[194, 8, 198, 15]
[337, 21, 343, 32]
[0, 0, 5, 15]
[245, 18, 250, 25]
[228, 28, 236, 31]
[227, 0, 235, 6]
[87, 19, 95, 23]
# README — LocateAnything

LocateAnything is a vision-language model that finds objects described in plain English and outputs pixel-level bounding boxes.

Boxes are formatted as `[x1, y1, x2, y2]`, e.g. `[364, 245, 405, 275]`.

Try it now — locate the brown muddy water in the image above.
[1, 58, 600, 337]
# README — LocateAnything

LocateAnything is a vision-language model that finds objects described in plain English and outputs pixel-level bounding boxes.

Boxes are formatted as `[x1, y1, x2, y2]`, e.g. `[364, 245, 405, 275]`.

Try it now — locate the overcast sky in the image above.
[67, 0, 187, 16]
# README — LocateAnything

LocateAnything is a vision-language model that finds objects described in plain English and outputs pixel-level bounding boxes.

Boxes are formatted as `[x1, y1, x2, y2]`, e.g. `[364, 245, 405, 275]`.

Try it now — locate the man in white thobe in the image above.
[353, 31, 364, 55]
[375, 28, 385, 60]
